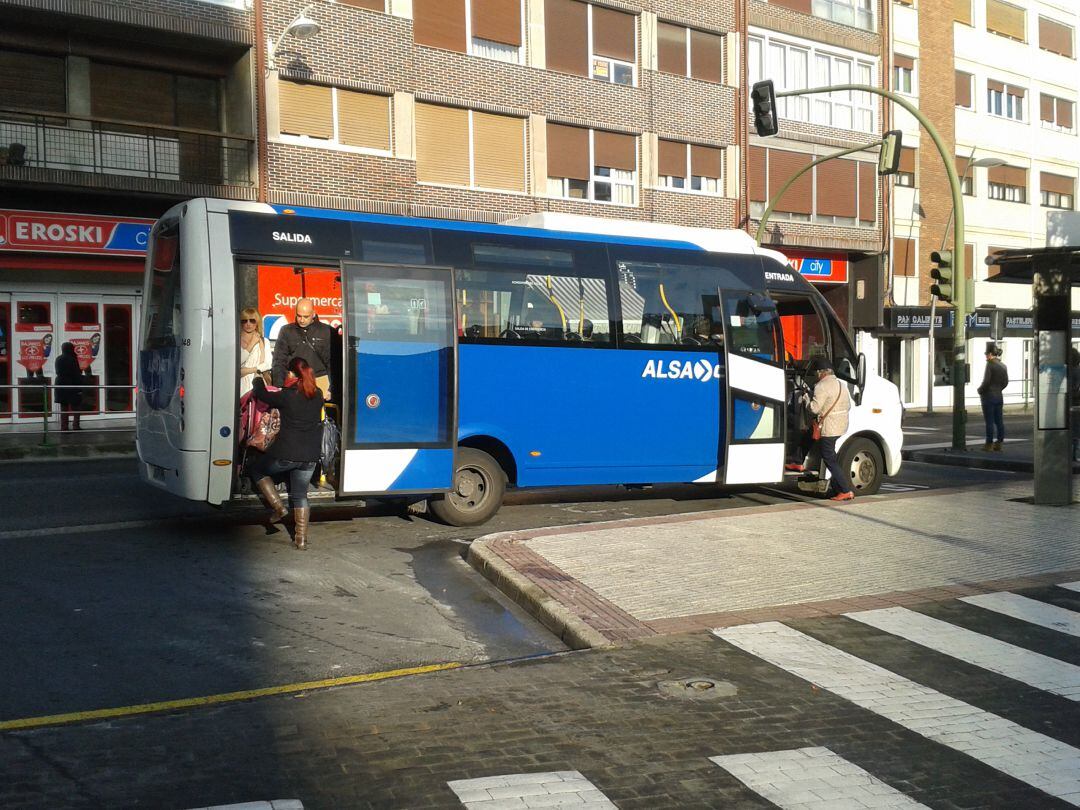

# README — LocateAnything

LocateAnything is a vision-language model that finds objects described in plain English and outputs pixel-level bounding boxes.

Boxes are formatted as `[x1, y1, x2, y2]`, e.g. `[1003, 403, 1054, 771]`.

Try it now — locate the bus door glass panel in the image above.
[0, 299, 9, 420]
[104, 304, 134, 411]
[140, 225, 181, 414]
[722, 289, 786, 485]
[340, 263, 456, 495]
[64, 301, 101, 414]
[14, 299, 54, 419]
[774, 294, 828, 458]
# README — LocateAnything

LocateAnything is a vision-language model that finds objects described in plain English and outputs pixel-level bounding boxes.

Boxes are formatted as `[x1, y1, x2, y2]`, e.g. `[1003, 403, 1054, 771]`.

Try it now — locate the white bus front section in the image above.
[841, 371, 905, 477]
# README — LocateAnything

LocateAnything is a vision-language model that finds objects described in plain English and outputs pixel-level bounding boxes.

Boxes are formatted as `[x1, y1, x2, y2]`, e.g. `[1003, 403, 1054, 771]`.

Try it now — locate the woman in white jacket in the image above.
[803, 357, 854, 502]
[238, 307, 272, 399]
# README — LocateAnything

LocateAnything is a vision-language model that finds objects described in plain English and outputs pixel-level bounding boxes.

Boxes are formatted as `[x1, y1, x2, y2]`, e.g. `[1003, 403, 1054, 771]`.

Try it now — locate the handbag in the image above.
[247, 407, 281, 451]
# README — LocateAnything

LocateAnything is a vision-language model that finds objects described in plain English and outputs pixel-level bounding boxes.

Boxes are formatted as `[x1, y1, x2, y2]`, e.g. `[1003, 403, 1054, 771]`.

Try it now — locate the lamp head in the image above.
[287, 14, 321, 39]
[972, 156, 1007, 169]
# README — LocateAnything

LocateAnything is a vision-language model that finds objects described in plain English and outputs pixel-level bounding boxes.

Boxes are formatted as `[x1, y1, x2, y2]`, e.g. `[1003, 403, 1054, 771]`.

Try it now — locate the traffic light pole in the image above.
[775, 84, 968, 450]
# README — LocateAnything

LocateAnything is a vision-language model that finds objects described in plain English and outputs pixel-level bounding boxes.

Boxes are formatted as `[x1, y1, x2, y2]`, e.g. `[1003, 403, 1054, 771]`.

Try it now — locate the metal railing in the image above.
[0, 108, 255, 187]
[0, 383, 137, 444]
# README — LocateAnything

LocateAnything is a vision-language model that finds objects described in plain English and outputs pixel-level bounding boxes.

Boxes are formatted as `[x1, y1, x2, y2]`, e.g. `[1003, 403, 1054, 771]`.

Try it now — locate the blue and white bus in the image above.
[136, 199, 903, 526]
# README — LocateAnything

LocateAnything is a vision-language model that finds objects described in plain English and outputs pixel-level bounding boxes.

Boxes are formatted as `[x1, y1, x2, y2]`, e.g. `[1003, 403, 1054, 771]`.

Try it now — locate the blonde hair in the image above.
[240, 307, 263, 338]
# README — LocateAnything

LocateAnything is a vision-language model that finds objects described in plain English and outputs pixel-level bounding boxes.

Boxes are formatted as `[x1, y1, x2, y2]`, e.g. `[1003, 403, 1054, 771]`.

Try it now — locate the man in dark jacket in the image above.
[271, 298, 333, 398]
[977, 346, 1009, 451]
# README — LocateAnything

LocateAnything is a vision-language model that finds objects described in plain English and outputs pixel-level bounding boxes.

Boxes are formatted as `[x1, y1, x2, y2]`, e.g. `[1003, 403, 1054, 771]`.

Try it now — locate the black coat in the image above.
[54, 353, 84, 407]
[271, 320, 333, 385]
[252, 378, 325, 463]
[977, 359, 1009, 403]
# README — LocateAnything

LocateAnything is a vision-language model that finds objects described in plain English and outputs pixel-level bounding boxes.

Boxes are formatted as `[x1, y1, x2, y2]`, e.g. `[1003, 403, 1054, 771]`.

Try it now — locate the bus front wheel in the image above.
[428, 448, 506, 526]
[840, 437, 884, 495]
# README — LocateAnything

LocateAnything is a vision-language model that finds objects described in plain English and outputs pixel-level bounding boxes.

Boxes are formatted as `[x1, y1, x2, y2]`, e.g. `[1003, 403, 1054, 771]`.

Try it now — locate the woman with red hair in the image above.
[250, 356, 324, 549]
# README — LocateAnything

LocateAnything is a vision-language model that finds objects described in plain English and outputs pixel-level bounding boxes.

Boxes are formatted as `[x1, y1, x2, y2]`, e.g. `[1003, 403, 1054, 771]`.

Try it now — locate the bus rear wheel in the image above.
[840, 437, 884, 495]
[428, 448, 506, 526]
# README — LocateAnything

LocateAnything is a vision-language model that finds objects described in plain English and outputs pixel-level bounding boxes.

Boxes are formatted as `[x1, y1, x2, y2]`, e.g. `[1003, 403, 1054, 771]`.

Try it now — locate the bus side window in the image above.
[617, 261, 726, 347]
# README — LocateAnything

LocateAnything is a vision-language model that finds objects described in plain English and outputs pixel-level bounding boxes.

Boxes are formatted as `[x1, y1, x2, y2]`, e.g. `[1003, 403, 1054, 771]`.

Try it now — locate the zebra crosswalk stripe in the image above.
[960, 592, 1080, 638]
[714, 622, 1080, 805]
[710, 746, 929, 809]
[846, 606, 1080, 700]
[447, 771, 615, 808]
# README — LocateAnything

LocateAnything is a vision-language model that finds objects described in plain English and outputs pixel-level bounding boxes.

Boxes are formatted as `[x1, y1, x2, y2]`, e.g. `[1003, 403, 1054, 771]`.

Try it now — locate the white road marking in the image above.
[847, 607, 1080, 701]
[711, 746, 929, 809]
[961, 592, 1080, 638]
[714, 622, 1080, 805]
[182, 802, 303, 810]
[879, 483, 931, 492]
[448, 771, 616, 808]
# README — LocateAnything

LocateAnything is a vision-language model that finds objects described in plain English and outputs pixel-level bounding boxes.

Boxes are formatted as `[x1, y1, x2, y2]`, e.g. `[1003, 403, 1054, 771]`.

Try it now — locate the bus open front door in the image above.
[721, 290, 787, 485]
[337, 262, 458, 497]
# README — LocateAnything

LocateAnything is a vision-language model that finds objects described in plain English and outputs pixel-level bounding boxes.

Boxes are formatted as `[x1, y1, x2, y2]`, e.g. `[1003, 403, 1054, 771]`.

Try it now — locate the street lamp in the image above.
[267, 4, 322, 71]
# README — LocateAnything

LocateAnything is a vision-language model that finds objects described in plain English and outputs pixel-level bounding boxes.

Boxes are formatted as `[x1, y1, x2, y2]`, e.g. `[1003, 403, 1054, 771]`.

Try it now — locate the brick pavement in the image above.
[470, 481, 1080, 646]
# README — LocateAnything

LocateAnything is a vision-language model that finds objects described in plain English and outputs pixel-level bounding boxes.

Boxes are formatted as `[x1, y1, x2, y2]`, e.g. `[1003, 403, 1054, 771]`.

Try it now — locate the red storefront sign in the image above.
[256, 265, 343, 340]
[0, 210, 154, 256]
[780, 250, 849, 284]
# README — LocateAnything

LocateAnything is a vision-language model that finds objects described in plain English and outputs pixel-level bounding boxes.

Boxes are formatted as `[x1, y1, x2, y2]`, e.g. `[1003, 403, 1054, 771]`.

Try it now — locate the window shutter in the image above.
[1039, 16, 1074, 57]
[749, 146, 767, 203]
[278, 80, 333, 138]
[893, 54, 915, 70]
[1008, 84, 1025, 99]
[893, 237, 916, 276]
[473, 0, 522, 47]
[986, 0, 1026, 42]
[592, 6, 635, 62]
[768, 150, 812, 215]
[337, 90, 390, 150]
[0, 50, 66, 113]
[92, 62, 174, 126]
[472, 112, 525, 192]
[954, 0, 972, 25]
[338, 0, 385, 10]
[415, 103, 470, 186]
[1057, 98, 1074, 129]
[955, 71, 972, 107]
[545, 0, 588, 76]
[964, 243, 974, 279]
[546, 122, 590, 180]
[658, 139, 686, 178]
[593, 130, 636, 172]
[413, 0, 467, 52]
[858, 162, 876, 222]
[898, 147, 916, 175]
[770, 0, 811, 12]
[1040, 93, 1055, 122]
[690, 29, 722, 83]
[1041, 172, 1074, 196]
[816, 159, 857, 218]
[690, 144, 721, 179]
[987, 78, 1005, 93]
[657, 23, 687, 76]
[988, 165, 1008, 184]
[177, 75, 220, 132]
[1005, 166, 1027, 187]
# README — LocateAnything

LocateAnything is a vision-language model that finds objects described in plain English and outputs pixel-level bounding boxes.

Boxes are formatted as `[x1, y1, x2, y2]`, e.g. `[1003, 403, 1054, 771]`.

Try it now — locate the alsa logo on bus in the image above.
[272, 232, 312, 244]
[641, 358, 722, 382]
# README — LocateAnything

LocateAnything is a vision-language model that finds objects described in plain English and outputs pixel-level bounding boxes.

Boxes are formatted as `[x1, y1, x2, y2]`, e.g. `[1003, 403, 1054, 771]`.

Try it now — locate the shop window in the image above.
[1040, 93, 1075, 133]
[278, 80, 391, 152]
[415, 103, 526, 193]
[546, 0, 636, 85]
[656, 22, 722, 83]
[547, 123, 636, 205]
[67, 304, 99, 325]
[1038, 16, 1074, 58]
[658, 140, 722, 194]
[104, 305, 133, 412]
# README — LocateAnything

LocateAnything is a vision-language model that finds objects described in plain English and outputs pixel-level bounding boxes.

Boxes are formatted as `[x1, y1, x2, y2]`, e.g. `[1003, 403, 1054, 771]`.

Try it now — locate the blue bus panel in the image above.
[353, 340, 451, 444]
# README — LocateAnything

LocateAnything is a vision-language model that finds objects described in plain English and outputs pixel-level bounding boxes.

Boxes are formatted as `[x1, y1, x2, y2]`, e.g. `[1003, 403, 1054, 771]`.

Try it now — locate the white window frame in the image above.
[892, 61, 914, 95]
[547, 129, 638, 206]
[1004, 87, 1024, 121]
[464, 0, 525, 65]
[988, 180, 1026, 203]
[956, 71, 974, 110]
[657, 142, 722, 197]
[277, 85, 393, 157]
[1041, 189, 1074, 209]
[811, 0, 874, 31]
[587, 4, 637, 87]
[1041, 95, 1075, 133]
[419, 109, 527, 194]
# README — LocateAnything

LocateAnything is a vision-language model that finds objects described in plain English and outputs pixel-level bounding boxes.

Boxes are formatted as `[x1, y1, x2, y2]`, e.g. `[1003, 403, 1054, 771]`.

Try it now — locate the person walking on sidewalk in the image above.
[271, 298, 333, 400]
[249, 356, 325, 550]
[803, 358, 854, 502]
[977, 347, 1009, 452]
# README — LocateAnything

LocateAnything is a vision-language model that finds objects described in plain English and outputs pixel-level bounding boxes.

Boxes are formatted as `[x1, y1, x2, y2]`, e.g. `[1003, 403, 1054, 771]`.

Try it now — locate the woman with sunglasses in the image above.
[239, 308, 272, 399]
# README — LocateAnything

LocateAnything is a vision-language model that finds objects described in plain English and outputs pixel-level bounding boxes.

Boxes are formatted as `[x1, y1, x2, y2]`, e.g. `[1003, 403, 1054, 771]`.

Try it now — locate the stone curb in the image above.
[466, 539, 613, 651]
[904, 448, 1080, 474]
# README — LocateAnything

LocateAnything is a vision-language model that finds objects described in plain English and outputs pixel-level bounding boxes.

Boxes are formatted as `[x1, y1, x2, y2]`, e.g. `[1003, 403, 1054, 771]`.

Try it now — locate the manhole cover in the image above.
[657, 677, 738, 701]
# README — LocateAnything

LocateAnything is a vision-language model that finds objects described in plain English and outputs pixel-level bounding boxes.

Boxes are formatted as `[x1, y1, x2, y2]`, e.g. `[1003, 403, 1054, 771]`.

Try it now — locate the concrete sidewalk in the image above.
[468, 480, 1080, 649]
[0, 423, 135, 461]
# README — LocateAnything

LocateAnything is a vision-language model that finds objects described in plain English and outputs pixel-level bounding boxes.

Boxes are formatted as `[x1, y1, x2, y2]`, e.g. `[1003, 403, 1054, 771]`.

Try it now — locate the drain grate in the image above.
[657, 677, 738, 701]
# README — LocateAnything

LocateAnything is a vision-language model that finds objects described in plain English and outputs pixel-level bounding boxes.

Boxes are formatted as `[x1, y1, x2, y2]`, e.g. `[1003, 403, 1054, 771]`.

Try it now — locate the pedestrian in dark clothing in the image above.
[977, 348, 1009, 451]
[251, 356, 325, 550]
[54, 342, 84, 431]
[271, 298, 333, 400]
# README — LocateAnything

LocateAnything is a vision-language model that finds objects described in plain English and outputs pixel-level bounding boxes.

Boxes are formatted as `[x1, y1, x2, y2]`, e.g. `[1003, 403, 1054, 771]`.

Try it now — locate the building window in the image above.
[656, 22, 723, 83]
[1040, 172, 1075, 209]
[987, 165, 1027, 203]
[546, 0, 636, 85]
[658, 140, 722, 194]
[748, 146, 876, 226]
[1039, 17, 1075, 58]
[546, 123, 637, 205]
[955, 70, 973, 109]
[987, 79, 1025, 121]
[413, 0, 524, 64]
[896, 147, 916, 187]
[811, 0, 874, 31]
[0, 49, 66, 113]
[985, 0, 1026, 43]
[956, 156, 974, 195]
[892, 55, 914, 95]
[1040, 93, 1075, 132]
[278, 81, 391, 152]
[335, 0, 386, 11]
[415, 103, 526, 193]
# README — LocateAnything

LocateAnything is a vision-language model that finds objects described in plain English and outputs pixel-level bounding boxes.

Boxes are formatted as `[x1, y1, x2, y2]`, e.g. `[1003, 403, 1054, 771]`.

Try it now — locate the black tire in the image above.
[427, 447, 506, 526]
[839, 437, 884, 495]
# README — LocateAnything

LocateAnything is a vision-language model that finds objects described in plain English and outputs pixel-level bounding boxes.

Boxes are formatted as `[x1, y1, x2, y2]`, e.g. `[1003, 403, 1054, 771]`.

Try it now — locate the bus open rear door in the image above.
[338, 262, 458, 496]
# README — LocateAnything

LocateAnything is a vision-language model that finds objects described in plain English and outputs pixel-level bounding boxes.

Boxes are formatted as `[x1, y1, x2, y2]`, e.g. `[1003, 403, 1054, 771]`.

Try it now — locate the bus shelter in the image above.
[987, 245, 1079, 505]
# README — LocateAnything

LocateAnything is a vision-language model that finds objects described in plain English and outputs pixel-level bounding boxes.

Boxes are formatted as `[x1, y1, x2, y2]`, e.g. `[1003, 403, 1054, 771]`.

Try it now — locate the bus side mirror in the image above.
[857, 352, 867, 389]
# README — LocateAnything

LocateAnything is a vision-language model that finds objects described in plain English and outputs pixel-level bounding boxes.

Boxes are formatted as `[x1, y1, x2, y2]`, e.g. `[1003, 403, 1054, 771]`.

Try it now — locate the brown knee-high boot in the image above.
[255, 478, 289, 523]
[292, 507, 309, 550]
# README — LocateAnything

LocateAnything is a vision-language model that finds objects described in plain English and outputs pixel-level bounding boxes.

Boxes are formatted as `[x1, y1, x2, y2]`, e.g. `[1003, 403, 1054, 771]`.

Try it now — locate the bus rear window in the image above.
[143, 225, 181, 350]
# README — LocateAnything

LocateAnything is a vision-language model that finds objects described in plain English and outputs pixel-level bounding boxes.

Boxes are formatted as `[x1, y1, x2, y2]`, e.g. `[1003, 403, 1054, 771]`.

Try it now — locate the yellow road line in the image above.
[0, 661, 461, 732]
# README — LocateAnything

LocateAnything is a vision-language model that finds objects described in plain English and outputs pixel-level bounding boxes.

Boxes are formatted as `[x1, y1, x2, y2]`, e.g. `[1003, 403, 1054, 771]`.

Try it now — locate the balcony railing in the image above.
[0, 109, 255, 187]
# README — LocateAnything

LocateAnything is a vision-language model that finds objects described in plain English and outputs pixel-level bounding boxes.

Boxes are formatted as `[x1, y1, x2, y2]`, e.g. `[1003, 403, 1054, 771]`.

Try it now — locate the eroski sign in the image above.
[642, 358, 722, 382]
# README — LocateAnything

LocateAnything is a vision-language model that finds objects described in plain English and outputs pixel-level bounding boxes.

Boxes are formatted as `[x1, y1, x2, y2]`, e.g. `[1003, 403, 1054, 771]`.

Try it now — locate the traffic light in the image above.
[751, 80, 779, 137]
[878, 130, 902, 175]
[929, 250, 954, 303]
